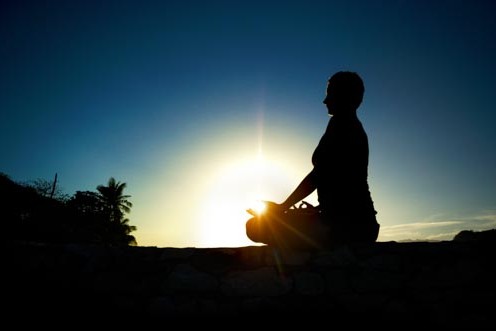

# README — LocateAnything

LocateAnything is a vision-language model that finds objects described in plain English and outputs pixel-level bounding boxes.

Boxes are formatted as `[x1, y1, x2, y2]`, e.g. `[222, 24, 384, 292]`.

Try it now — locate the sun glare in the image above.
[251, 200, 267, 215]
[197, 155, 291, 247]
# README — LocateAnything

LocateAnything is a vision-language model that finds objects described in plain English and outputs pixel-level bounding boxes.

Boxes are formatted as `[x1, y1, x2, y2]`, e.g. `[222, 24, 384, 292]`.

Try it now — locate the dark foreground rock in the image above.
[5, 238, 496, 327]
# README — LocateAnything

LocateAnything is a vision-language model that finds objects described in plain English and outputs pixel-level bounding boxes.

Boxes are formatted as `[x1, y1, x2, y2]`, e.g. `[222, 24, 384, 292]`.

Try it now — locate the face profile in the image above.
[323, 81, 336, 115]
[323, 71, 365, 116]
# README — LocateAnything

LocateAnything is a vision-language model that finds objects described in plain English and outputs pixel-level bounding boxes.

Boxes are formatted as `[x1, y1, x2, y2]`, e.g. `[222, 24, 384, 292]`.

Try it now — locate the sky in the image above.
[1, 0, 496, 247]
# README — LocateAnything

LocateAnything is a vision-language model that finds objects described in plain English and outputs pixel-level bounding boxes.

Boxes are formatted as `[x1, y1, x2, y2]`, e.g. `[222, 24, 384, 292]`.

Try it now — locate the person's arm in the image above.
[278, 169, 317, 210]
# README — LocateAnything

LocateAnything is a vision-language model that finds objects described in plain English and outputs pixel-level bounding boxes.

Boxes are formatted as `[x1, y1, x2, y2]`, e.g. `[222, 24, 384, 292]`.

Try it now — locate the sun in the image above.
[197, 155, 290, 247]
[248, 200, 267, 215]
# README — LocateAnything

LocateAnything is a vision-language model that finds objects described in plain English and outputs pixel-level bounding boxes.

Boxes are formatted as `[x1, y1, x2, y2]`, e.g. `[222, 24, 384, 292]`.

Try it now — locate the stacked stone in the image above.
[5, 240, 495, 327]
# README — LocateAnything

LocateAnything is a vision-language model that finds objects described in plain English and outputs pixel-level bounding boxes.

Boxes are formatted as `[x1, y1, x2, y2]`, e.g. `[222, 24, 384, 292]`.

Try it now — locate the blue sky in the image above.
[1, 0, 496, 247]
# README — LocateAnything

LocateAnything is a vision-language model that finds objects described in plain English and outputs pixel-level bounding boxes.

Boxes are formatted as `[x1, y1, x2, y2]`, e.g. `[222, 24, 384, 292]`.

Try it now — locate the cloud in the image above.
[378, 210, 496, 242]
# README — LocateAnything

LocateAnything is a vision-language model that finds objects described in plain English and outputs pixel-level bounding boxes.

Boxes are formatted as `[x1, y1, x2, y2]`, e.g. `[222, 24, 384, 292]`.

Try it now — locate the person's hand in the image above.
[246, 208, 257, 216]
[246, 200, 269, 216]
[262, 201, 287, 213]
[246, 200, 286, 216]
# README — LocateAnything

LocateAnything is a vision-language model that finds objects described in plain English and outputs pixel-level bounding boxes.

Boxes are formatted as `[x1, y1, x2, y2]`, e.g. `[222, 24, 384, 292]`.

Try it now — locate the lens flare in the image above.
[251, 200, 267, 215]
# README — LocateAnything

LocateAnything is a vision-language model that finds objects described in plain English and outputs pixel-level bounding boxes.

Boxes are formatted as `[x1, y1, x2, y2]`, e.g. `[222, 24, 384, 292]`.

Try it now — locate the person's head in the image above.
[323, 71, 364, 116]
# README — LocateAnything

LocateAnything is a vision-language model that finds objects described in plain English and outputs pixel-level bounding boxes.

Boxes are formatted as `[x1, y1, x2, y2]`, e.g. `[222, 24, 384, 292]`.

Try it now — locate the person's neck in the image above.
[332, 110, 357, 119]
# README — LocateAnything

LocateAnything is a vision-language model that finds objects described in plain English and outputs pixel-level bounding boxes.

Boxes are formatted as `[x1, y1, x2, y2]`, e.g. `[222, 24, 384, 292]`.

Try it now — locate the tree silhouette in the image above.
[120, 217, 137, 245]
[25, 177, 69, 202]
[2, 172, 137, 246]
[96, 177, 137, 246]
[68, 190, 103, 216]
[96, 177, 133, 223]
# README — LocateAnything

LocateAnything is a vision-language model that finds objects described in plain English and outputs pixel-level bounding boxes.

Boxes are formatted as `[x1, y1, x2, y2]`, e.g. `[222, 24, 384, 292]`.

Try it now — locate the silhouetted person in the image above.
[246, 71, 380, 250]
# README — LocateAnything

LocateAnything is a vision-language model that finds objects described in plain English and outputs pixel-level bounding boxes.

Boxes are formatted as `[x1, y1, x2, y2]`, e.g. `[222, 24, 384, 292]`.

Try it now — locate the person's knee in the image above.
[246, 217, 261, 243]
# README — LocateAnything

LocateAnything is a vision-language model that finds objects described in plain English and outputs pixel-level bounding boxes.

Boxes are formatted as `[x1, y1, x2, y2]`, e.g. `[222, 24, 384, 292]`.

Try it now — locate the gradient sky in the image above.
[2, 0, 496, 247]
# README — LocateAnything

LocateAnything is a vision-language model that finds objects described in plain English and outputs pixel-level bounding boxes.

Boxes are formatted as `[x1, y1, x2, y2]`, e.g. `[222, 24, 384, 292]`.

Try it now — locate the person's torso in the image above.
[312, 115, 376, 219]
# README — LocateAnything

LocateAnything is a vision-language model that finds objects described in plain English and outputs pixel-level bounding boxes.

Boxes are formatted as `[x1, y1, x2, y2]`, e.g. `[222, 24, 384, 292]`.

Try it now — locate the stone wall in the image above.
[5, 240, 495, 327]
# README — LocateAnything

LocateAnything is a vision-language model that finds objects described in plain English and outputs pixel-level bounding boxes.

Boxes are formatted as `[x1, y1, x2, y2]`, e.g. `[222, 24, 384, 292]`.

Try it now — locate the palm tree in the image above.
[95, 177, 137, 246]
[120, 217, 138, 246]
[96, 177, 133, 224]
